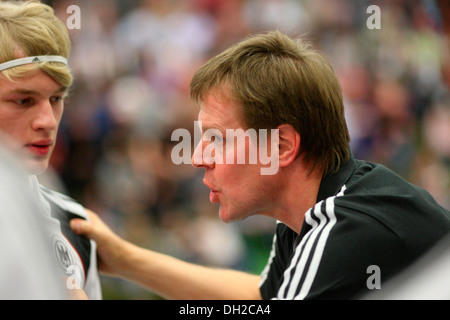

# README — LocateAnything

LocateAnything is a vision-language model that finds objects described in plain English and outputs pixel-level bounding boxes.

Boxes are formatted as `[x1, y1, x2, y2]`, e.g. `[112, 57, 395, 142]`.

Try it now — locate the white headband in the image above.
[0, 55, 68, 72]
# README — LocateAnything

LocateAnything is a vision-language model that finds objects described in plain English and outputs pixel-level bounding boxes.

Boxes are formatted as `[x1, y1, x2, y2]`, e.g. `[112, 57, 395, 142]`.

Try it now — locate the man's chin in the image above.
[219, 207, 245, 224]
[218, 207, 232, 223]
[22, 159, 48, 176]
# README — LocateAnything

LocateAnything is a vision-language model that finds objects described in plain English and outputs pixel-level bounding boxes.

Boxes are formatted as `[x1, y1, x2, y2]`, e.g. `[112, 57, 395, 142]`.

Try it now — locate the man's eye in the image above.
[51, 96, 64, 104]
[212, 134, 223, 143]
[203, 130, 224, 144]
[15, 98, 33, 106]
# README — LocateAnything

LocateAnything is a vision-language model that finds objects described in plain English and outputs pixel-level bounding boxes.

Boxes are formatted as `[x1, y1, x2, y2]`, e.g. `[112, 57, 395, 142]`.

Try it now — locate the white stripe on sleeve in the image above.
[277, 186, 346, 299]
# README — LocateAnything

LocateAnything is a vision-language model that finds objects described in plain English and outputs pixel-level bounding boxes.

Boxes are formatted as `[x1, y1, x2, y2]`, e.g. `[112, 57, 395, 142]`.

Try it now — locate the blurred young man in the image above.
[0, 1, 101, 299]
[71, 31, 450, 299]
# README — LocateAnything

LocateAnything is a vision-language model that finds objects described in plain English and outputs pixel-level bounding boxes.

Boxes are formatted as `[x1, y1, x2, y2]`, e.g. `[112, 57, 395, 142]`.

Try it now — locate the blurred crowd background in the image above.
[37, 0, 449, 299]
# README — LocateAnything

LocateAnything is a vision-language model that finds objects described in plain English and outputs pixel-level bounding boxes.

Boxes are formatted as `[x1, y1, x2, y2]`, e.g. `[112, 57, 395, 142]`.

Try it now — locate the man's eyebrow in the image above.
[7, 86, 67, 96]
[200, 124, 227, 134]
[56, 86, 68, 94]
[6, 88, 38, 95]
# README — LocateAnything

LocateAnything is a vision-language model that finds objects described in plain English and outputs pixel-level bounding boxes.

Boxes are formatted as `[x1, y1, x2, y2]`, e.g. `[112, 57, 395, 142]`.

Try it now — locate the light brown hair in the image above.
[190, 30, 350, 174]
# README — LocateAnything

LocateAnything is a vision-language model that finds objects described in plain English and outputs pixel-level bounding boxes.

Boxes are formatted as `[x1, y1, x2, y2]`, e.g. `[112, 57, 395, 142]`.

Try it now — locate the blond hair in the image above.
[191, 31, 350, 174]
[0, 1, 72, 88]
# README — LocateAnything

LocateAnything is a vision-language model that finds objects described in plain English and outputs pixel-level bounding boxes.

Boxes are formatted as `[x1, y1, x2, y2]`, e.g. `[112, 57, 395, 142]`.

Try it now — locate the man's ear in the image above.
[277, 124, 300, 168]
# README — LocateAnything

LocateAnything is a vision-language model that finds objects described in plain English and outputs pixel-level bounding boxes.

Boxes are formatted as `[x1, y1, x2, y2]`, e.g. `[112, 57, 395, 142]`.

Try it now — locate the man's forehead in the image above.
[0, 70, 66, 96]
[194, 80, 245, 129]
[197, 94, 244, 132]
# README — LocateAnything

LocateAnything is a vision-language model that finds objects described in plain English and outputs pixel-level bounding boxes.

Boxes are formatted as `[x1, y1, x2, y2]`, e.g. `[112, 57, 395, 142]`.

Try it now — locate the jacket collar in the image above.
[316, 152, 357, 202]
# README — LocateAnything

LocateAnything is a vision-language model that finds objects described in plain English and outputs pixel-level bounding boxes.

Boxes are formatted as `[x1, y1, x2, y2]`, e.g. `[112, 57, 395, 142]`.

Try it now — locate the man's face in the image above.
[0, 69, 66, 174]
[192, 89, 277, 223]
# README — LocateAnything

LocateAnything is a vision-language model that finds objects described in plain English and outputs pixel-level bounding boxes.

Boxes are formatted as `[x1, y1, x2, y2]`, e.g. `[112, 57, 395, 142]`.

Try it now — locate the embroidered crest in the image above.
[52, 236, 74, 274]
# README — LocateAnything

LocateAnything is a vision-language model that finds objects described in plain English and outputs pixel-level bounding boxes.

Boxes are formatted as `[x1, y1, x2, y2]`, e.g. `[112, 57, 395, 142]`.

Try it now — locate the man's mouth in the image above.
[26, 141, 52, 157]
[204, 179, 220, 203]
[209, 189, 219, 203]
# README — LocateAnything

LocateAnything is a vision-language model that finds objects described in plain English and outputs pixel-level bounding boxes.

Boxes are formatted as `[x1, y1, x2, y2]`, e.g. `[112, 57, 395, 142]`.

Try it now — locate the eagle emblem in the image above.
[52, 236, 74, 274]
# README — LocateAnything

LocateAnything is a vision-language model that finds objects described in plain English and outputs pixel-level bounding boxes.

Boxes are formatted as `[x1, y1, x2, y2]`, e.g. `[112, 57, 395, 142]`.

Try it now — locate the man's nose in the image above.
[191, 140, 215, 169]
[31, 100, 58, 131]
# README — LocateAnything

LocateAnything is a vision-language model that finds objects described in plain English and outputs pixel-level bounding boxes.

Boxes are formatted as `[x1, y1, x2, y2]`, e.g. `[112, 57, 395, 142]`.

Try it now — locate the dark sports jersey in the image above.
[29, 176, 102, 300]
[259, 154, 450, 300]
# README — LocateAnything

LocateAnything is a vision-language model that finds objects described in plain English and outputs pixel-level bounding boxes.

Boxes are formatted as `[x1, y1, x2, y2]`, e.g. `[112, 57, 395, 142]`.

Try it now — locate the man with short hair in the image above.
[71, 31, 450, 299]
[0, 1, 101, 299]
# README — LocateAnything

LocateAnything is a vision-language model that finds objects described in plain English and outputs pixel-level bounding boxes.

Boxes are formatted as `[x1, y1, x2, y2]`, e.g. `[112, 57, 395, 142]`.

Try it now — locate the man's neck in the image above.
[271, 160, 324, 234]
